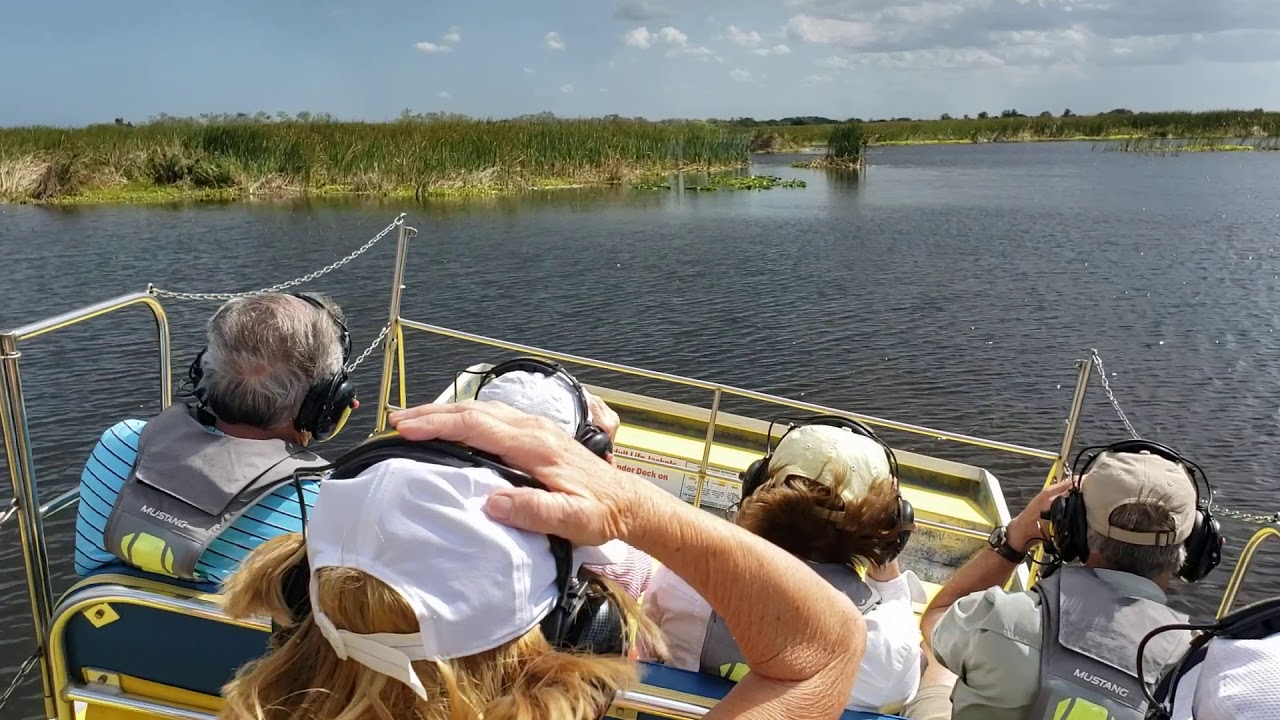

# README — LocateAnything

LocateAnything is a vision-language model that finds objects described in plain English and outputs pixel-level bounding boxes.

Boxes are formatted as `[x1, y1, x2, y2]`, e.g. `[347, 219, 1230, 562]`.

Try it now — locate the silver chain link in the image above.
[1090, 349, 1140, 440]
[150, 214, 404, 301]
[1087, 349, 1278, 525]
[346, 323, 391, 373]
[0, 651, 39, 715]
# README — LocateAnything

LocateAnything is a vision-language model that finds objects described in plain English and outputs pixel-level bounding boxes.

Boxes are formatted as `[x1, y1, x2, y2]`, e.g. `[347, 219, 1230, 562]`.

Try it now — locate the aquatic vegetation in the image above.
[632, 174, 805, 192]
[1101, 136, 1280, 155]
[0, 117, 753, 203]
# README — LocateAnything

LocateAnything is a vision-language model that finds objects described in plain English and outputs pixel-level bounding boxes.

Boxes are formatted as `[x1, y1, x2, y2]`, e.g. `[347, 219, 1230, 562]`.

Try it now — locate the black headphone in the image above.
[1139, 596, 1280, 720]
[738, 414, 916, 564]
[472, 357, 614, 459]
[278, 434, 630, 657]
[187, 291, 357, 442]
[1041, 440, 1222, 584]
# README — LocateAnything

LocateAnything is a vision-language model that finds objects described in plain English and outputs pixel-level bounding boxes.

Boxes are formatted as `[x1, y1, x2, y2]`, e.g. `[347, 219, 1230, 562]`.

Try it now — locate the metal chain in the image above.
[0, 651, 39, 715]
[150, 214, 405, 301]
[346, 323, 390, 373]
[1090, 349, 1140, 440]
[1087, 349, 1278, 525]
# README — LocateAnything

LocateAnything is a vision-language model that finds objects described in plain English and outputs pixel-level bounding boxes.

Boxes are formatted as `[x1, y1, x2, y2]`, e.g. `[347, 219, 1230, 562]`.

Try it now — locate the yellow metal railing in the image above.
[1, 291, 173, 719]
[1217, 525, 1280, 619]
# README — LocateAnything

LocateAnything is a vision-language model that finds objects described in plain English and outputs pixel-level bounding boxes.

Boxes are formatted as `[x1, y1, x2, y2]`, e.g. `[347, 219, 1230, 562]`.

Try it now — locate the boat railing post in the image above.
[374, 214, 412, 434]
[692, 389, 722, 509]
[1217, 525, 1280, 619]
[0, 332, 56, 719]
[1056, 355, 1094, 483]
[1027, 354, 1094, 588]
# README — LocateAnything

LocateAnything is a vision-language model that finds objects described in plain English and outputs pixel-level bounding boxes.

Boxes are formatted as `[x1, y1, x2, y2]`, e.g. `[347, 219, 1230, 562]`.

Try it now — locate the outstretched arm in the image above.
[391, 401, 866, 720]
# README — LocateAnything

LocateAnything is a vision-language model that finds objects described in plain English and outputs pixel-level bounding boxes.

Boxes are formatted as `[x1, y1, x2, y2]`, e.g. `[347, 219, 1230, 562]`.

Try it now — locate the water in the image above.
[2, 142, 1279, 716]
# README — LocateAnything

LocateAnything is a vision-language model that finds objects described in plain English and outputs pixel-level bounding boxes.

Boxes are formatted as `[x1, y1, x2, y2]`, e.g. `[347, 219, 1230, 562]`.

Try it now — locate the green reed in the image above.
[0, 118, 753, 202]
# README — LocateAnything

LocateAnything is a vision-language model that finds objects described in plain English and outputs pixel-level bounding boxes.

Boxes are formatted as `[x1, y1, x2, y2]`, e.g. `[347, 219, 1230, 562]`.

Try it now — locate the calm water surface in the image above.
[2, 142, 1279, 716]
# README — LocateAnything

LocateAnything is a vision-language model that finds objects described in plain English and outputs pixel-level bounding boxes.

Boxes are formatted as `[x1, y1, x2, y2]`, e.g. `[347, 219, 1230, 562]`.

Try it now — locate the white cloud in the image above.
[801, 73, 833, 85]
[754, 44, 792, 56]
[560, 83, 575, 93]
[785, 14, 880, 47]
[623, 27, 653, 48]
[816, 55, 851, 68]
[442, 26, 461, 44]
[623, 25, 711, 56]
[545, 32, 566, 51]
[727, 25, 763, 47]
[414, 42, 453, 54]
[523, 66, 535, 73]
[730, 67, 753, 82]
[599, 87, 609, 93]
[438, 91, 451, 99]
[657, 26, 688, 46]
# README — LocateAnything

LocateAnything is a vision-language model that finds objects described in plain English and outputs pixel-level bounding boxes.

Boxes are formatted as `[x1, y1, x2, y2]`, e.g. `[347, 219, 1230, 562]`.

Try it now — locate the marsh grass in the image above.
[1101, 136, 1280, 155]
[0, 118, 752, 203]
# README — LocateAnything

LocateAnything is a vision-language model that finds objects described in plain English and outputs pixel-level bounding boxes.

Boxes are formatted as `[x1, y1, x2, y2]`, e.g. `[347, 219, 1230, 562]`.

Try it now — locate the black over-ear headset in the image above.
[1041, 439, 1222, 584]
[472, 357, 614, 459]
[187, 291, 357, 442]
[277, 434, 630, 657]
[738, 414, 916, 564]
[1138, 596, 1280, 720]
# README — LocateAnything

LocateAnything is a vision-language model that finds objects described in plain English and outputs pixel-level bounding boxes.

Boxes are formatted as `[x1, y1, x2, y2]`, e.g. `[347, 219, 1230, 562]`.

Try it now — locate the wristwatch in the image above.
[988, 525, 1029, 564]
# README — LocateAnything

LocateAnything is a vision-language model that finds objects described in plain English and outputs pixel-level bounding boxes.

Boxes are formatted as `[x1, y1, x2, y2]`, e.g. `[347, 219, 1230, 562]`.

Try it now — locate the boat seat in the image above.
[618, 662, 907, 720]
[53, 564, 270, 702]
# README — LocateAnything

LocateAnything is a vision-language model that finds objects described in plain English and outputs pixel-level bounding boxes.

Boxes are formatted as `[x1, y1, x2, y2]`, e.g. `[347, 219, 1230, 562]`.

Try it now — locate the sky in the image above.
[3, 0, 1279, 126]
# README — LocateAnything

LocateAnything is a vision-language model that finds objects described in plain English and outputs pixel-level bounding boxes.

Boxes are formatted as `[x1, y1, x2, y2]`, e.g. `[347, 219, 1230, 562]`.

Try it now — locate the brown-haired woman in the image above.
[219, 401, 870, 720]
[642, 420, 925, 716]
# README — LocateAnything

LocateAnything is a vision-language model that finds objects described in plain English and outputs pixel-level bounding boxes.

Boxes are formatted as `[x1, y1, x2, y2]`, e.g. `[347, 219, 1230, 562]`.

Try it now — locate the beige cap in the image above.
[767, 424, 892, 503]
[1080, 450, 1198, 546]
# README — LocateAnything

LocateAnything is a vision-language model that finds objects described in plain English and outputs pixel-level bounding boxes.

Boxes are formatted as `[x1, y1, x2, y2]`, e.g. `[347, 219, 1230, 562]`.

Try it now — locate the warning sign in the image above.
[612, 446, 742, 511]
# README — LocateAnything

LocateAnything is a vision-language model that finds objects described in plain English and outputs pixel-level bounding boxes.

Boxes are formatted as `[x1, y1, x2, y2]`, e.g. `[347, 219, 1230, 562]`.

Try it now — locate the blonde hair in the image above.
[219, 533, 660, 720]
[737, 461, 904, 568]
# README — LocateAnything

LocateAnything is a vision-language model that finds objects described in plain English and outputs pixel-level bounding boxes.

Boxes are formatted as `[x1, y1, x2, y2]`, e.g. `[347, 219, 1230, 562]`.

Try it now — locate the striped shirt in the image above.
[74, 419, 319, 585]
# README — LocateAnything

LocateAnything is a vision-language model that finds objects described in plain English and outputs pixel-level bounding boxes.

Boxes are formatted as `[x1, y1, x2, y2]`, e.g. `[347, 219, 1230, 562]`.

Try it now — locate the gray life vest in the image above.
[103, 403, 329, 581]
[698, 562, 881, 681]
[1029, 566, 1192, 720]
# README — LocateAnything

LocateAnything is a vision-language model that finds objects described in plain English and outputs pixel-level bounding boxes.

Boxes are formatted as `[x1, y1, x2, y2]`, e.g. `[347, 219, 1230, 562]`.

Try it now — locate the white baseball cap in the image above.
[472, 368, 629, 566]
[766, 424, 892, 503]
[477, 369, 589, 437]
[306, 456, 611, 699]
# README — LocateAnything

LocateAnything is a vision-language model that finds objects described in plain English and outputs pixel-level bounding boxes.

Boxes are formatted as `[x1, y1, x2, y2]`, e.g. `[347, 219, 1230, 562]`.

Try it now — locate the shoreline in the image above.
[6, 135, 1274, 206]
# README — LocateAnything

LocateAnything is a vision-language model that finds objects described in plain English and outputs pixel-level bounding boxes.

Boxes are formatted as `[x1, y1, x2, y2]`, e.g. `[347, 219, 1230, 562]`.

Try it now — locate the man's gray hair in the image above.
[198, 293, 344, 429]
[1087, 501, 1187, 580]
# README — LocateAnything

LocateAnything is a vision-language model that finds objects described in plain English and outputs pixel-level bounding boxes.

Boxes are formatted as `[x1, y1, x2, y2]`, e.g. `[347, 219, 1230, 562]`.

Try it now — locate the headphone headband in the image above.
[1073, 439, 1214, 509]
[738, 414, 914, 565]
[472, 357, 614, 458]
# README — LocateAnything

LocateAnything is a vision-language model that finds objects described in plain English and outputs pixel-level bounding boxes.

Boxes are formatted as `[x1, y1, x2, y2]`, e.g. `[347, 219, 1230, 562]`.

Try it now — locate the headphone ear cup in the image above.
[739, 457, 770, 500]
[1178, 510, 1222, 583]
[1047, 492, 1090, 564]
[885, 497, 914, 563]
[541, 578, 629, 657]
[296, 375, 356, 441]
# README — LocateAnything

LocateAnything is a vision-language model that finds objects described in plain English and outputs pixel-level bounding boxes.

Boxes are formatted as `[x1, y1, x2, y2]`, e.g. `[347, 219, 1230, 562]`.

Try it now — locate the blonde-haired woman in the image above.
[219, 400, 870, 720]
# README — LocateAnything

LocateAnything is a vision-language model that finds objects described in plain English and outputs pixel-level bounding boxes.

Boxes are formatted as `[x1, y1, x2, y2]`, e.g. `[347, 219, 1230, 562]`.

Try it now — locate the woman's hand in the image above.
[389, 401, 646, 547]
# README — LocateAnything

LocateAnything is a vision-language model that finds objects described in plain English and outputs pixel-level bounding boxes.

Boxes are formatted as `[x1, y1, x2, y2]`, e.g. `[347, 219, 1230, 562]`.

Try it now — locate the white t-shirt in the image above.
[640, 564, 924, 715]
[1170, 634, 1280, 720]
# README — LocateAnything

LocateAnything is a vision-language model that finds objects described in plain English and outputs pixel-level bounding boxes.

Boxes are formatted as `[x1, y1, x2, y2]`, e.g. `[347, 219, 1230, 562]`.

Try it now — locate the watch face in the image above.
[988, 526, 1005, 546]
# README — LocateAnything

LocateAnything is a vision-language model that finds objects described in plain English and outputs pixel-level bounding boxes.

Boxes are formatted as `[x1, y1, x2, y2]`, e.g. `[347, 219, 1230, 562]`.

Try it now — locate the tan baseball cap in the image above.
[766, 424, 892, 503]
[1080, 450, 1198, 546]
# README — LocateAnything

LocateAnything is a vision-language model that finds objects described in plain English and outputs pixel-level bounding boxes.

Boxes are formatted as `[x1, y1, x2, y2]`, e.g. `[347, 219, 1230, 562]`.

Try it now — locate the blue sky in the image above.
[4, 0, 1279, 126]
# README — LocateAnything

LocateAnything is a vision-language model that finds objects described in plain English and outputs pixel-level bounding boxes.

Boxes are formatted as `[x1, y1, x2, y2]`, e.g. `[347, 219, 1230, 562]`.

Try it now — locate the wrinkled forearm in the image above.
[619, 474, 864, 718]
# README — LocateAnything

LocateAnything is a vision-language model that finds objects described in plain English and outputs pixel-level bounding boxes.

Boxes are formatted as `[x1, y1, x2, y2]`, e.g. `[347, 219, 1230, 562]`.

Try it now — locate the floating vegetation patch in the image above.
[1100, 136, 1280, 155]
[632, 174, 806, 192]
